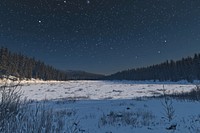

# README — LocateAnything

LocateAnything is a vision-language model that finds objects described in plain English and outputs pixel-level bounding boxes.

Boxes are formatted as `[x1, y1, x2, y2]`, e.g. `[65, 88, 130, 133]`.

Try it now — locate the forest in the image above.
[0, 47, 102, 80]
[105, 54, 200, 82]
[1, 47, 200, 82]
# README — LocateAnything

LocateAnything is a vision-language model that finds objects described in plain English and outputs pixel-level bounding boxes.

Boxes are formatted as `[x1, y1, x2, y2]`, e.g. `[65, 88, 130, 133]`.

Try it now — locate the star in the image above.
[1, 0, 200, 74]
[87, 0, 90, 4]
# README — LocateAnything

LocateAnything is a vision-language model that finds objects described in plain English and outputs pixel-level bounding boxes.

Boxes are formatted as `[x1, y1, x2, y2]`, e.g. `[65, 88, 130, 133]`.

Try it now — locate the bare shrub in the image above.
[1, 100, 82, 133]
[161, 86, 175, 123]
[174, 85, 200, 101]
[0, 77, 82, 133]
[159, 85, 200, 101]
[161, 96, 175, 123]
[99, 110, 155, 128]
[0, 78, 24, 131]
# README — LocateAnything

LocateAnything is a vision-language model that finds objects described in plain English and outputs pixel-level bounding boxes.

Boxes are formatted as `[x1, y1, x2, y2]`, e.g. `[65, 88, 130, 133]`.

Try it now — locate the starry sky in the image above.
[1, 0, 200, 74]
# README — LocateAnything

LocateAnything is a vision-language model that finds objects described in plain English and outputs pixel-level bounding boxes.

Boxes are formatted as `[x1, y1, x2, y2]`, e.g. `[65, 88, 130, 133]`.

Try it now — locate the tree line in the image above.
[0, 47, 102, 80]
[105, 53, 200, 82]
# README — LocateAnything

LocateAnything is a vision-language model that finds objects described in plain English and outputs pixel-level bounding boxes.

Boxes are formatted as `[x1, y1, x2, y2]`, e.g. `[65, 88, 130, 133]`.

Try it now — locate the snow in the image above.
[0, 77, 63, 85]
[35, 98, 200, 133]
[17, 80, 195, 101]
[1, 80, 200, 133]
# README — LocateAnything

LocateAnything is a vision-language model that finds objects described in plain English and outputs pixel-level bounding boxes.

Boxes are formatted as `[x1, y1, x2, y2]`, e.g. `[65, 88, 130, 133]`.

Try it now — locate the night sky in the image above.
[1, 0, 200, 74]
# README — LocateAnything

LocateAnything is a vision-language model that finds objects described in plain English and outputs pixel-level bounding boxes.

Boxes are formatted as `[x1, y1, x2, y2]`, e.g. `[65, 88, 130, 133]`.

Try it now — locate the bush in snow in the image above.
[0, 101, 81, 133]
[0, 78, 82, 133]
[161, 86, 176, 123]
[99, 109, 155, 128]
[161, 85, 200, 101]
[0, 80, 24, 132]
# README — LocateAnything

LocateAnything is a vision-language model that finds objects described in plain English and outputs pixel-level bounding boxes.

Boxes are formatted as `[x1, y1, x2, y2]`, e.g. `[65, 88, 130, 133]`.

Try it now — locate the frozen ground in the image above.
[19, 80, 196, 100]
[43, 98, 200, 133]
[2, 80, 200, 133]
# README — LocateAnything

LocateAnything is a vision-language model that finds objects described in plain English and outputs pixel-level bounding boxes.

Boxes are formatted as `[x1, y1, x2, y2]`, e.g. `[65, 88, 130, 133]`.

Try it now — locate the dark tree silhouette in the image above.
[0, 47, 103, 80]
[105, 53, 200, 82]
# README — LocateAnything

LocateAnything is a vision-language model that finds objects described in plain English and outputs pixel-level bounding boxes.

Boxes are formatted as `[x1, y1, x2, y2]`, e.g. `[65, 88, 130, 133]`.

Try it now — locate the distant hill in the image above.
[105, 53, 200, 82]
[0, 47, 103, 80]
[66, 70, 104, 80]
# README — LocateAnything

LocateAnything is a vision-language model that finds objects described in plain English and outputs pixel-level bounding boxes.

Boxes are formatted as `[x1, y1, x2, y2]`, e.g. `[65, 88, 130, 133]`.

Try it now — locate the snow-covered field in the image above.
[20, 80, 196, 100]
[2, 80, 200, 133]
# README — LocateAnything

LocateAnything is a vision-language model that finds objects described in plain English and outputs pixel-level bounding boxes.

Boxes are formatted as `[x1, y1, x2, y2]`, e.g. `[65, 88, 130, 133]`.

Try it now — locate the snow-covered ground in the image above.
[19, 80, 196, 100]
[2, 80, 200, 133]
[45, 99, 200, 133]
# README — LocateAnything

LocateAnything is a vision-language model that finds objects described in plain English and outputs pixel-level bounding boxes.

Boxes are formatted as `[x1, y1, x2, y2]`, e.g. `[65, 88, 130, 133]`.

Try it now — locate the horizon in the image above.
[1, 0, 200, 74]
[2, 46, 200, 76]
